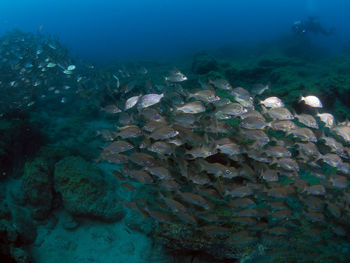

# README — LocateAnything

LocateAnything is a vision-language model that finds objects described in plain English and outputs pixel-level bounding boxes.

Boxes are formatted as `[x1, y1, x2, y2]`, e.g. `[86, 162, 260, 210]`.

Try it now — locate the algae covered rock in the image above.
[54, 156, 125, 222]
[21, 157, 53, 220]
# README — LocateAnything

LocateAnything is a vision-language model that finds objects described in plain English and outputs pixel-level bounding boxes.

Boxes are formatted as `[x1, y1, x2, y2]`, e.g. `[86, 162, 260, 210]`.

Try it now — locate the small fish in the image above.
[189, 89, 220, 102]
[294, 113, 318, 129]
[63, 69, 73, 75]
[263, 106, 294, 120]
[242, 129, 270, 144]
[165, 70, 187, 82]
[149, 126, 179, 140]
[317, 113, 335, 128]
[128, 169, 154, 184]
[251, 83, 270, 96]
[260, 97, 284, 108]
[217, 103, 247, 117]
[176, 101, 205, 114]
[231, 87, 251, 99]
[129, 152, 157, 167]
[216, 143, 240, 155]
[100, 104, 122, 114]
[115, 125, 142, 139]
[67, 65, 76, 71]
[329, 175, 348, 189]
[319, 153, 343, 168]
[269, 120, 297, 132]
[333, 125, 350, 143]
[239, 117, 268, 130]
[103, 140, 134, 153]
[137, 93, 164, 109]
[260, 169, 279, 182]
[46, 62, 56, 68]
[209, 78, 232, 90]
[224, 185, 253, 198]
[147, 141, 174, 155]
[145, 166, 172, 180]
[303, 185, 326, 196]
[177, 191, 211, 209]
[295, 142, 320, 159]
[288, 127, 317, 142]
[271, 157, 299, 172]
[300, 95, 323, 108]
[264, 146, 291, 158]
[125, 95, 141, 110]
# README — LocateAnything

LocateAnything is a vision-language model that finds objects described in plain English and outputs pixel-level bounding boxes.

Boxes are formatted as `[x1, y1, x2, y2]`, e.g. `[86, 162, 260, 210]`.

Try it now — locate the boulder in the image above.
[54, 156, 125, 222]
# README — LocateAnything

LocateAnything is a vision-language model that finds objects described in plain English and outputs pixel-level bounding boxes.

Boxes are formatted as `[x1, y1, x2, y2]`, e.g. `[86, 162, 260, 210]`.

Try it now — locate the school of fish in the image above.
[96, 68, 350, 259]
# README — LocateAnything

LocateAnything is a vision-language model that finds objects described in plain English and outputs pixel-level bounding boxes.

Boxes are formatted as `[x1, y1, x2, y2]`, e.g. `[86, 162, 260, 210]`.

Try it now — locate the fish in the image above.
[320, 133, 346, 157]
[271, 157, 299, 172]
[176, 101, 206, 114]
[263, 106, 294, 120]
[224, 185, 254, 198]
[115, 125, 142, 139]
[125, 95, 141, 110]
[216, 142, 240, 155]
[188, 89, 220, 102]
[264, 146, 291, 158]
[165, 70, 187, 82]
[333, 125, 350, 143]
[295, 142, 320, 159]
[294, 113, 319, 129]
[231, 87, 251, 99]
[102, 140, 134, 153]
[260, 97, 284, 108]
[208, 78, 232, 90]
[317, 113, 335, 128]
[147, 141, 174, 155]
[239, 116, 268, 130]
[142, 120, 166, 133]
[186, 144, 218, 159]
[196, 159, 238, 178]
[149, 126, 179, 140]
[269, 120, 297, 132]
[216, 103, 248, 117]
[288, 127, 317, 142]
[127, 169, 154, 184]
[260, 169, 279, 182]
[128, 152, 157, 167]
[159, 193, 188, 214]
[137, 93, 164, 109]
[242, 129, 270, 144]
[303, 185, 326, 196]
[100, 104, 122, 114]
[251, 83, 270, 96]
[318, 153, 343, 168]
[177, 191, 211, 209]
[300, 95, 323, 108]
[145, 166, 172, 180]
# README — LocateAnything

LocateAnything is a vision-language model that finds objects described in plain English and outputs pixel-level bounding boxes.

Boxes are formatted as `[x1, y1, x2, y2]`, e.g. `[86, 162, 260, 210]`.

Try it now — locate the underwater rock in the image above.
[21, 157, 53, 220]
[54, 156, 125, 222]
[60, 210, 79, 231]
[9, 247, 31, 263]
[192, 52, 218, 74]
[11, 206, 38, 244]
[0, 202, 11, 220]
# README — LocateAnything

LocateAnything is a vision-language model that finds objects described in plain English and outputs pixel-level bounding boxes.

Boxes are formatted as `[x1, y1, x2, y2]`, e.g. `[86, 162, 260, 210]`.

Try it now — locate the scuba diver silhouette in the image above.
[292, 17, 335, 36]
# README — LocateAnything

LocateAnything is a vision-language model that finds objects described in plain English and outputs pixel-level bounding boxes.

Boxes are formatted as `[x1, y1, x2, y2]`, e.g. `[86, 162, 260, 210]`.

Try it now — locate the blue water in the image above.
[1, 0, 349, 61]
